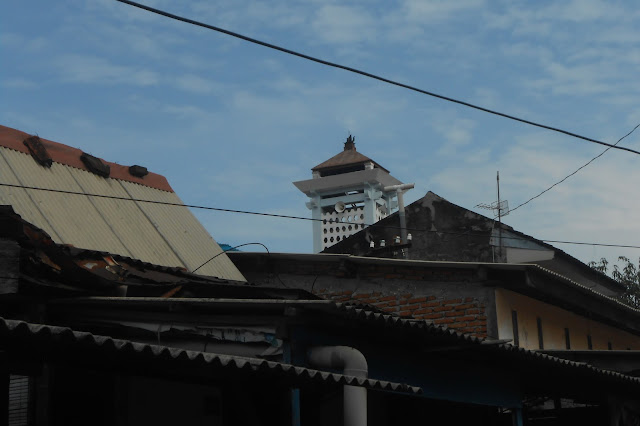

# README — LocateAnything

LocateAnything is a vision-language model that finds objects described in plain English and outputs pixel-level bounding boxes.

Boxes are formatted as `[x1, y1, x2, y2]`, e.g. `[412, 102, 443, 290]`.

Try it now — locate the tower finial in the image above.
[344, 135, 356, 151]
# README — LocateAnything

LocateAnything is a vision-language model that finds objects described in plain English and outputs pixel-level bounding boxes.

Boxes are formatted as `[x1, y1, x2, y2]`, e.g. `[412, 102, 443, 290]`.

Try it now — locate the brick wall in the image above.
[318, 289, 487, 338]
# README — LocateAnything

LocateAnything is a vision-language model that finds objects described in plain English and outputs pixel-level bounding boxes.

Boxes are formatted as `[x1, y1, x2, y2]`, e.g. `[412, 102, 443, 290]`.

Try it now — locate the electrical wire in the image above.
[114, 0, 640, 156]
[510, 123, 640, 214]
[2, 181, 640, 250]
[192, 242, 269, 272]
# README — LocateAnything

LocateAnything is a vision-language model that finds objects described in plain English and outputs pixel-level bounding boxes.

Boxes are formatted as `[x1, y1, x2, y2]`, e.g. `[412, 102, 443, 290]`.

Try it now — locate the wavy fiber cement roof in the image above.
[0, 126, 244, 281]
[0, 317, 420, 394]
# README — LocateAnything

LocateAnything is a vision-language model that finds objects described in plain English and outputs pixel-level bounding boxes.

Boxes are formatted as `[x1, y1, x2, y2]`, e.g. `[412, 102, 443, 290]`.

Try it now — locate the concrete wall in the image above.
[495, 288, 640, 350]
[506, 247, 554, 263]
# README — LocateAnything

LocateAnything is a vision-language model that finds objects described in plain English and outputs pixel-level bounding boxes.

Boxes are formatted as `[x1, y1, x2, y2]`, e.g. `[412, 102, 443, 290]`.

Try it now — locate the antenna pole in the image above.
[497, 171, 502, 260]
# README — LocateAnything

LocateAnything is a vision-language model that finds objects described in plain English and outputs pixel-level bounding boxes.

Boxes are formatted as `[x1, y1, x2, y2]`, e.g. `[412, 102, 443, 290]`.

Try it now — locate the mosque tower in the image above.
[294, 136, 412, 253]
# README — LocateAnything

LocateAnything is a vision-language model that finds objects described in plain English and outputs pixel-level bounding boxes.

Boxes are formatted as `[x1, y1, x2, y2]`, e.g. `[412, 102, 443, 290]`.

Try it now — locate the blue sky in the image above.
[2, 0, 640, 268]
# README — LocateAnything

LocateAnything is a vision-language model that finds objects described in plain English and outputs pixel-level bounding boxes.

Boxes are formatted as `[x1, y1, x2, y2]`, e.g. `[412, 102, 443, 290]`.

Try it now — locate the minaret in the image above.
[293, 136, 408, 253]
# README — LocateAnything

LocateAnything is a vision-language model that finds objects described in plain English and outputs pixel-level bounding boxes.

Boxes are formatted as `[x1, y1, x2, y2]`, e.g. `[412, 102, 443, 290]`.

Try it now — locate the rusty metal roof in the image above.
[0, 316, 421, 393]
[0, 125, 244, 281]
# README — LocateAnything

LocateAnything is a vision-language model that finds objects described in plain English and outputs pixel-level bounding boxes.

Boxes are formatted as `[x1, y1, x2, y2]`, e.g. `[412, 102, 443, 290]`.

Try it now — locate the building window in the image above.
[564, 328, 571, 350]
[608, 341, 612, 350]
[511, 310, 519, 347]
[537, 317, 544, 350]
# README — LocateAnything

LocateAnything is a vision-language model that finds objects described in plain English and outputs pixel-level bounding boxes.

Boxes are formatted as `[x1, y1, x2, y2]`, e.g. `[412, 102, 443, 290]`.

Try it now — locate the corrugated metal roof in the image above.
[0, 317, 421, 394]
[0, 126, 244, 281]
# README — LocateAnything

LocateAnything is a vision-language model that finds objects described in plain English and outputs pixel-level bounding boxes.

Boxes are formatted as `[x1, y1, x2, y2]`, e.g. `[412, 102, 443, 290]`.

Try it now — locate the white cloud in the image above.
[311, 5, 376, 44]
[175, 74, 223, 94]
[54, 54, 159, 86]
[2, 78, 38, 89]
[401, 0, 485, 21]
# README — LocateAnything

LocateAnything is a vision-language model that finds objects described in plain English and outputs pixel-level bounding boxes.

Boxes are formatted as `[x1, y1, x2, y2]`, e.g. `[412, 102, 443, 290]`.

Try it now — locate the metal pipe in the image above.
[383, 183, 414, 248]
[308, 346, 368, 426]
[397, 189, 407, 244]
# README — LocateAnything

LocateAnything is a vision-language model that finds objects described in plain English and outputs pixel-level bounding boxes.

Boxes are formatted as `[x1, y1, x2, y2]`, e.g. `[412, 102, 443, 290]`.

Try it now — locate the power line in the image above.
[510, 123, 640, 214]
[114, 0, 640, 156]
[3, 181, 640, 250]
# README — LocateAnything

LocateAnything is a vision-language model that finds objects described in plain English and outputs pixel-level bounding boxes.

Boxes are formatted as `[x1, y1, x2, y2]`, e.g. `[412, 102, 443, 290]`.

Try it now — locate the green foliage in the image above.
[589, 256, 640, 308]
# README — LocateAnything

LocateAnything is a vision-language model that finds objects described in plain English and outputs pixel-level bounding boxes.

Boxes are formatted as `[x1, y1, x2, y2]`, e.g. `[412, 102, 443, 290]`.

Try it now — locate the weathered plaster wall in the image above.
[495, 288, 640, 350]
[325, 191, 498, 262]
[506, 247, 554, 263]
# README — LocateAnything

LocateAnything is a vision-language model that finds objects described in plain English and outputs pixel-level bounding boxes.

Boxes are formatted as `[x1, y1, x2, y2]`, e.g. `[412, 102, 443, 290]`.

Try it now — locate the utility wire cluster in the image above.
[2, 181, 639, 250]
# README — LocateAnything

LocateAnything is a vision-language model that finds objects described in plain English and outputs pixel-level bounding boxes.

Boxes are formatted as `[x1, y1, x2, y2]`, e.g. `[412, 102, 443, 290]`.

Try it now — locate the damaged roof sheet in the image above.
[0, 125, 244, 281]
[0, 316, 421, 394]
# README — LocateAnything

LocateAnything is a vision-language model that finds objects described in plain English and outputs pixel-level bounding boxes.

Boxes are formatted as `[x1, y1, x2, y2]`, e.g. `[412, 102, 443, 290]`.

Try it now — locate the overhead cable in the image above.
[113, 0, 640, 156]
[2, 181, 640, 250]
[510, 123, 640, 213]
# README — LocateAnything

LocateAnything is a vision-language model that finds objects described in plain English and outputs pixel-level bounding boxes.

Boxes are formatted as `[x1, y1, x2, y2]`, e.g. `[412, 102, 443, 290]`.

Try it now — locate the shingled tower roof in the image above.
[311, 136, 389, 174]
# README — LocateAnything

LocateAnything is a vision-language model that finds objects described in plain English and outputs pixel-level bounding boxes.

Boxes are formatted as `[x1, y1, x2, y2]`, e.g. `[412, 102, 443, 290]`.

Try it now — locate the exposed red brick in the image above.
[423, 301, 441, 308]
[433, 305, 454, 313]
[353, 293, 372, 300]
[382, 307, 398, 313]
[342, 290, 354, 295]
[445, 311, 461, 317]
[397, 299, 408, 306]
[467, 320, 487, 327]
[421, 313, 444, 320]
[384, 274, 403, 279]
[398, 311, 414, 317]
[464, 297, 474, 302]
[434, 318, 456, 325]
[403, 304, 421, 311]
[427, 296, 437, 301]
[400, 293, 413, 299]
[458, 315, 477, 322]
[454, 303, 475, 311]
[477, 316, 487, 321]
[373, 302, 391, 308]
[460, 327, 476, 333]
[333, 296, 353, 302]
[378, 295, 396, 302]
[466, 308, 480, 315]
[412, 308, 433, 315]
[448, 323, 468, 329]
[408, 297, 427, 304]
[442, 298, 463, 305]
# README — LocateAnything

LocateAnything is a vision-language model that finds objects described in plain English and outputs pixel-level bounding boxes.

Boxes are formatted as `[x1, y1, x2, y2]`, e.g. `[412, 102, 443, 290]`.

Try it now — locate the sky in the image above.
[2, 0, 640, 271]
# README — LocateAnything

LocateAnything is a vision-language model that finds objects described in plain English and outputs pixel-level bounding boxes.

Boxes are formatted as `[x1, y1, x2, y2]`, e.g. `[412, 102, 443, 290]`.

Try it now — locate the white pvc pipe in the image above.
[308, 346, 368, 426]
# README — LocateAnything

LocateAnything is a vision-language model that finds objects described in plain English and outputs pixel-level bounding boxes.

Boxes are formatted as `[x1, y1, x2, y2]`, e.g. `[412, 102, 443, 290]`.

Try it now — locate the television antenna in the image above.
[475, 172, 509, 259]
